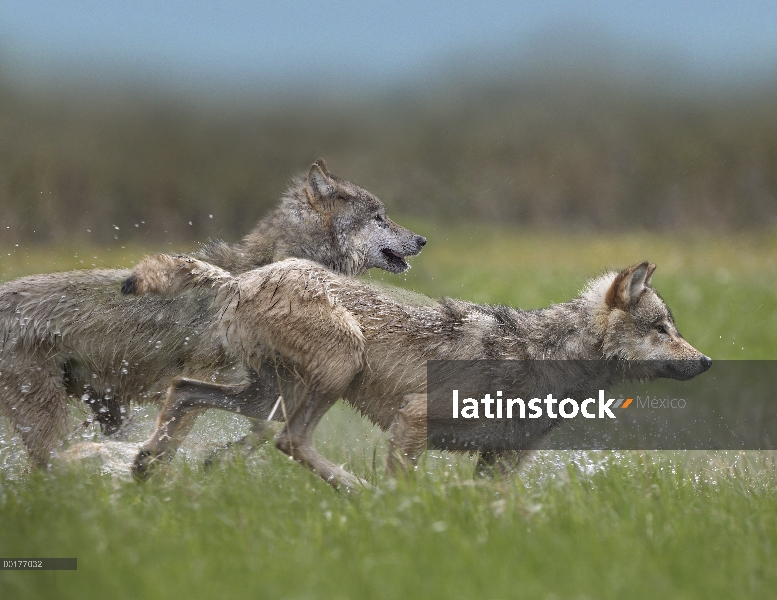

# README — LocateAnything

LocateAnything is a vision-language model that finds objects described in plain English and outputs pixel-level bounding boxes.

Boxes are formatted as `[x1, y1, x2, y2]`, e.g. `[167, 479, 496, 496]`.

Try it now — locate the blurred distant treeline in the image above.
[1, 66, 776, 245]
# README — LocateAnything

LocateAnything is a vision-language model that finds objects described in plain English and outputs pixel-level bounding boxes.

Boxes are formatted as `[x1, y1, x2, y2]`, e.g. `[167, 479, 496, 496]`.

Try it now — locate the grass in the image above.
[2, 452, 776, 599]
[1, 227, 776, 599]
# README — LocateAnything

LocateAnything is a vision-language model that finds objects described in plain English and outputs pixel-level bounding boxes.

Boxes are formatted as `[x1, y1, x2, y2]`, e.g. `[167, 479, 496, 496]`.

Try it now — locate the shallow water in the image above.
[2, 400, 774, 488]
[0, 402, 255, 478]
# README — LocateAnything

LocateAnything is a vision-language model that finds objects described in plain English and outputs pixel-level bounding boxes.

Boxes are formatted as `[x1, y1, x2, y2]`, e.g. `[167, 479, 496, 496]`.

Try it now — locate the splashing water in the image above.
[0, 401, 255, 478]
[1, 400, 775, 488]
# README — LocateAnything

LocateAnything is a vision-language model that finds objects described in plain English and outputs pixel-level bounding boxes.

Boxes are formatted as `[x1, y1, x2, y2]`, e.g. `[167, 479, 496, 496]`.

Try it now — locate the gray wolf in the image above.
[124, 256, 711, 488]
[0, 160, 425, 465]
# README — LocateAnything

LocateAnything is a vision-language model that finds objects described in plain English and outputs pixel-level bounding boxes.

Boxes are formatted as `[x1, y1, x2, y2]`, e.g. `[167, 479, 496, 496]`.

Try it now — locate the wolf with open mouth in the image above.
[0, 159, 425, 465]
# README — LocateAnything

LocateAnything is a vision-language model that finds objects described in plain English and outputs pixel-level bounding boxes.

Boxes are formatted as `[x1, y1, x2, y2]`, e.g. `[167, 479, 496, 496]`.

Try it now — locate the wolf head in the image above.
[588, 262, 712, 380]
[289, 159, 426, 276]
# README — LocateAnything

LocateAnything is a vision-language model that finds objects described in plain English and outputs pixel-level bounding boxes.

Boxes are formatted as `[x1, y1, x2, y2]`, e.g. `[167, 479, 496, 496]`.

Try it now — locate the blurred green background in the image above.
[1, 3, 776, 246]
[1, 70, 776, 246]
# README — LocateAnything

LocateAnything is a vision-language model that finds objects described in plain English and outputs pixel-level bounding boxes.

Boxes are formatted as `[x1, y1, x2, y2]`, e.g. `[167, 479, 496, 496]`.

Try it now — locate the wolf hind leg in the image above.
[132, 376, 268, 479]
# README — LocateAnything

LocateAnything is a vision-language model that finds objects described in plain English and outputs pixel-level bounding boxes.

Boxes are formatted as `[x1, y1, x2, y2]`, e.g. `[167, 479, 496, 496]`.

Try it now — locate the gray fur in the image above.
[0, 160, 425, 465]
[125, 257, 711, 488]
[192, 159, 425, 276]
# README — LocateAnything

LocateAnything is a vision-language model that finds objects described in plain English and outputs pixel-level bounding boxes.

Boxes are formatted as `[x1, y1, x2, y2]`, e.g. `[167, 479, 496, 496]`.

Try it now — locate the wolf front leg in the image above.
[85, 393, 125, 436]
[132, 376, 273, 479]
[274, 389, 371, 491]
[202, 417, 279, 468]
[386, 393, 428, 476]
[385, 393, 534, 479]
[474, 450, 535, 478]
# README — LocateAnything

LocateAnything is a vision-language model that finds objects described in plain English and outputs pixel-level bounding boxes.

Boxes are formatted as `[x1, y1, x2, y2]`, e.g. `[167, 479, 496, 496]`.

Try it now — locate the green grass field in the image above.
[1, 228, 776, 599]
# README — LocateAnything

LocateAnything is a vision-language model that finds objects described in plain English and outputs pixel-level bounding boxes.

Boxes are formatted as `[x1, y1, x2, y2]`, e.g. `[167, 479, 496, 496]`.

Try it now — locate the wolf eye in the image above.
[655, 324, 668, 335]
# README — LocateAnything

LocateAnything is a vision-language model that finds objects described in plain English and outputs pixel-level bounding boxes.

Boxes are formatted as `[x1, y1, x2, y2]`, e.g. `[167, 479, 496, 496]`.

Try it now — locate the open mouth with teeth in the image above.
[381, 248, 410, 272]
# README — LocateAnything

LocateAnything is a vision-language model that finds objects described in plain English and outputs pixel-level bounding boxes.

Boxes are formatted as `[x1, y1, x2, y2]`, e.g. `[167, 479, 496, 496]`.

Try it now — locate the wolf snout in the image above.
[415, 235, 427, 249]
[700, 355, 712, 372]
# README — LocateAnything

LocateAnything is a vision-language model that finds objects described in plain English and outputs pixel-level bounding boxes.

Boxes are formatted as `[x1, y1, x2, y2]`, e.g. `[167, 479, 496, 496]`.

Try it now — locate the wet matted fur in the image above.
[0, 160, 426, 465]
[125, 256, 711, 488]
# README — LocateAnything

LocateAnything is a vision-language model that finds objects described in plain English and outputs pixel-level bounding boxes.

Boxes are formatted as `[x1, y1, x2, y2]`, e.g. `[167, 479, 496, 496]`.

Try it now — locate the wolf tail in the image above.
[121, 254, 233, 296]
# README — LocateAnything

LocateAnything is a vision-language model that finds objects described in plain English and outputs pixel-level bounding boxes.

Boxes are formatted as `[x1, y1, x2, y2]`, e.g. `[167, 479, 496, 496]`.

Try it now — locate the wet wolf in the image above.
[0, 160, 426, 465]
[124, 256, 711, 488]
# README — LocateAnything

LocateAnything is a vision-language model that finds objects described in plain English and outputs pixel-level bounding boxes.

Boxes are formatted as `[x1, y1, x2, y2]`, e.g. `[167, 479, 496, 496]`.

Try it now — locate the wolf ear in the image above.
[313, 158, 330, 176]
[644, 263, 656, 287]
[605, 261, 654, 309]
[308, 160, 335, 202]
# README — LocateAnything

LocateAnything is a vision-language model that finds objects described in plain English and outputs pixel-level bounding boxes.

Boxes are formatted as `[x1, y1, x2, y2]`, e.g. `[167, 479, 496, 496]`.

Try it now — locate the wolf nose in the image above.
[700, 355, 712, 371]
[415, 235, 427, 248]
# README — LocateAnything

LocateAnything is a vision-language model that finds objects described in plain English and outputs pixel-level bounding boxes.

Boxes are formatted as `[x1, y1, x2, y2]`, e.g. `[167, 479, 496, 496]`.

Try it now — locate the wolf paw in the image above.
[131, 448, 161, 481]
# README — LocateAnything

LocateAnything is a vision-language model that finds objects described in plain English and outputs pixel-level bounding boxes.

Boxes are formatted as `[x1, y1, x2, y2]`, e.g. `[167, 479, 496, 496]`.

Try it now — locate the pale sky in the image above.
[1, 1, 775, 90]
